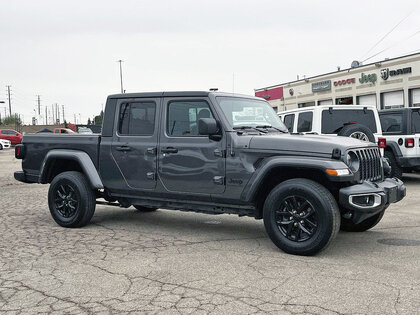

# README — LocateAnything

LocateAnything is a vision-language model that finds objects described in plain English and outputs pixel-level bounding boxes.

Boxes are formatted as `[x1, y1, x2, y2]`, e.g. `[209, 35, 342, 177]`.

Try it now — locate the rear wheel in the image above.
[384, 150, 403, 179]
[48, 171, 96, 228]
[340, 210, 385, 232]
[0, 143, 3, 150]
[263, 178, 340, 256]
[134, 205, 158, 212]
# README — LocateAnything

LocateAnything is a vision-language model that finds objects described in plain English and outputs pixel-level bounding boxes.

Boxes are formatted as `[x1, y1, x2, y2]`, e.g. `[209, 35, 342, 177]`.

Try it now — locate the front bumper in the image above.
[339, 178, 406, 224]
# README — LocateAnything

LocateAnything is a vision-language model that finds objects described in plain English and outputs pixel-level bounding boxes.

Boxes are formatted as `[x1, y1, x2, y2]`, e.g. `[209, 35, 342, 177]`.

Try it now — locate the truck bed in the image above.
[21, 134, 101, 180]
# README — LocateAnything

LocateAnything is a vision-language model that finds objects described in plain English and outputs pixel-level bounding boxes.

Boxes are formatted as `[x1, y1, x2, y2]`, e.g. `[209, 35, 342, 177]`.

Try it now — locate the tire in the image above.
[337, 124, 376, 143]
[340, 210, 385, 232]
[134, 205, 158, 212]
[48, 171, 96, 228]
[384, 150, 403, 179]
[263, 178, 340, 256]
[0, 144, 3, 150]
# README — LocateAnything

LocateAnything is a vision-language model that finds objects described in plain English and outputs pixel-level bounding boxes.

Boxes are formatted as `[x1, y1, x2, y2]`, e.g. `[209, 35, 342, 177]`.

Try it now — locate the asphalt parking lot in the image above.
[1, 149, 420, 314]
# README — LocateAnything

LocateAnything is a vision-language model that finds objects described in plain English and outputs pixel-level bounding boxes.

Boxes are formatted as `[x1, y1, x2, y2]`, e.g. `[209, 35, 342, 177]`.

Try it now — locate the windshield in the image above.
[216, 97, 288, 132]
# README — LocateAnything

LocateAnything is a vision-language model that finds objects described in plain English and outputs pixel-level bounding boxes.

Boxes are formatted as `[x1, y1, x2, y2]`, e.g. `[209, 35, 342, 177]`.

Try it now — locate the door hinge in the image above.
[213, 176, 225, 185]
[147, 147, 157, 155]
[146, 172, 156, 180]
[214, 149, 226, 157]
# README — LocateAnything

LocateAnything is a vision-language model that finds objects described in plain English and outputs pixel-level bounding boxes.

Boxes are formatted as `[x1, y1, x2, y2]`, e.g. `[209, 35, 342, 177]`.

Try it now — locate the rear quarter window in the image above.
[321, 109, 377, 134]
[297, 112, 313, 132]
[380, 113, 403, 134]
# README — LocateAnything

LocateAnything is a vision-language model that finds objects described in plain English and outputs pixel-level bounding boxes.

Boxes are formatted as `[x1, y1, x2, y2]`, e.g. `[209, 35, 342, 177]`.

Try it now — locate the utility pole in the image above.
[117, 60, 124, 93]
[45, 107, 48, 125]
[74, 114, 76, 124]
[62, 105, 65, 122]
[51, 104, 55, 125]
[55, 103, 59, 124]
[6, 85, 12, 116]
[36, 95, 41, 115]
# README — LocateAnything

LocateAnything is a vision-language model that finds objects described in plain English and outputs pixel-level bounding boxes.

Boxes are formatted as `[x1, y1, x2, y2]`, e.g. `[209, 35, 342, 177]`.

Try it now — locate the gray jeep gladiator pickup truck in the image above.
[14, 91, 406, 255]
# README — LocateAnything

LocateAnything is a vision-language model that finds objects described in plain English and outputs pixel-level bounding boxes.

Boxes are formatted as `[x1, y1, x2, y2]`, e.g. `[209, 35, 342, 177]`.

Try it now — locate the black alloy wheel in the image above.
[48, 171, 96, 228]
[54, 184, 79, 219]
[275, 196, 318, 242]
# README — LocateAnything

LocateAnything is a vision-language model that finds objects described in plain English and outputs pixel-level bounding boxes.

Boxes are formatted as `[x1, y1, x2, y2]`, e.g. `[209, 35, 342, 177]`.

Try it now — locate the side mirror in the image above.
[198, 118, 219, 136]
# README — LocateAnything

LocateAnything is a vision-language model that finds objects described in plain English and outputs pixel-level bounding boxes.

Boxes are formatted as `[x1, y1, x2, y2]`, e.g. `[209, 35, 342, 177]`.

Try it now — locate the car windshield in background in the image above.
[412, 110, 420, 133]
[321, 109, 377, 134]
[217, 97, 288, 132]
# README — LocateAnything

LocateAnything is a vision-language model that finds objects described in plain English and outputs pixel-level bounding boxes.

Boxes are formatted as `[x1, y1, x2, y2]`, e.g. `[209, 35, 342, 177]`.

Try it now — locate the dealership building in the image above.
[255, 52, 420, 112]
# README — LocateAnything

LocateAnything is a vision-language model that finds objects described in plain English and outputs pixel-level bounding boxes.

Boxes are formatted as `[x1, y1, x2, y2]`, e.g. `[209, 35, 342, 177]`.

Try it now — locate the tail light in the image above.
[378, 138, 386, 148]
[15, 144, 25, 159]
[405, 138, 415, 148]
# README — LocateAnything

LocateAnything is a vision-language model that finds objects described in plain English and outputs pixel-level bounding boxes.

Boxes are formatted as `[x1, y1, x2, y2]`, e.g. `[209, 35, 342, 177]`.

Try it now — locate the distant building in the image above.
[255, 52, 420, 112]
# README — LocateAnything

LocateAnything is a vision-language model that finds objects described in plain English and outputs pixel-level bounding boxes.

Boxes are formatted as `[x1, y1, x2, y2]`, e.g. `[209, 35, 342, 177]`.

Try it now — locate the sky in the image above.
[1, 0, 419, 125]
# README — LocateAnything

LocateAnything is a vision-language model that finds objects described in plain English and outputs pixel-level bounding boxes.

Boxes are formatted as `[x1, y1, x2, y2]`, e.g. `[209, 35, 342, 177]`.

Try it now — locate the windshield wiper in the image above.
[233, 126, 268, 133]
[255, 125, 288, 133]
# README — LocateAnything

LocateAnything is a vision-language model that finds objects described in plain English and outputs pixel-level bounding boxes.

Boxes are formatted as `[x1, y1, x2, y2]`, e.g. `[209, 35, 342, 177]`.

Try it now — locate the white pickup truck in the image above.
[379, 107, 420, 178]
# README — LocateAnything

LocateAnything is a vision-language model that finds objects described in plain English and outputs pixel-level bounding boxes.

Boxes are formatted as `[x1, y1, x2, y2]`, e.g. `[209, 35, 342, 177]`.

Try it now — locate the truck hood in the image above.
[248, 133, 375, 155]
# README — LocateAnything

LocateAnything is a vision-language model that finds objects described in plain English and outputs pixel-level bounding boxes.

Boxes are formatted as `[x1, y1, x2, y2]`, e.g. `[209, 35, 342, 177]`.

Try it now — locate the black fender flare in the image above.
[384, 140, 402, 158]
[240, 156, 350, 202]
[39, 149, 104, 189]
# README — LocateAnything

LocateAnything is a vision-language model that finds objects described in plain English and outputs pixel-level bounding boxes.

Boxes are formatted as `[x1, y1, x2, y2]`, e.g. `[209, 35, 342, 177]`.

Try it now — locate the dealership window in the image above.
[318, 99, 333, 105]
[409, 88, 420, 107]
[335, 97, 353, 105]
[118, 102, 156, 136]
[298, 101, 315, 108]
[381, 91, 404, 109]
[297, 112, 313, 132]
[283, 114, 295, 132]
[357, 94, 377, 106]
[379, 113, 403, 134]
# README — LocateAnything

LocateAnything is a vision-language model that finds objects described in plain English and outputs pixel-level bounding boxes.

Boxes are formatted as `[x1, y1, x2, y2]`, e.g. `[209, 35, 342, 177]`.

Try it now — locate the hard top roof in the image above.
[107, 91, 263, 100]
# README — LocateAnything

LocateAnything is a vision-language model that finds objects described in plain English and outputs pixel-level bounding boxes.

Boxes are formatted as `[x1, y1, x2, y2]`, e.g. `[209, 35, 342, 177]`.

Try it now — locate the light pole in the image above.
[0, 101, 5, 123]
[117, 60, 124, 93]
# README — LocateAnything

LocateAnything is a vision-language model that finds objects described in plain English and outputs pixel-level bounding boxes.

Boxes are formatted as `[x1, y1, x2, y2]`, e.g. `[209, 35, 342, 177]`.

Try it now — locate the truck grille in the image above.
[354, 148, 382, 182]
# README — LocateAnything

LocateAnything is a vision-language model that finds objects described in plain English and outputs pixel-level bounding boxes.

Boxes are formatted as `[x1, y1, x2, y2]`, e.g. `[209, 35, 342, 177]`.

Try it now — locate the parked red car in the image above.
[0, 129, 22, 145]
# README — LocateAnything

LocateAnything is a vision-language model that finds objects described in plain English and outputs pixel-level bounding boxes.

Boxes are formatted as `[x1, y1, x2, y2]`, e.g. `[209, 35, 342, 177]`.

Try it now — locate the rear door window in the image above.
[380, 113, 403, 134]
[283, 114, 295, 132]
[321, 109, 377, 134]
[297, 112, 313, 132]
[118, 102, 156, 136]
[412, 110, 420, 133]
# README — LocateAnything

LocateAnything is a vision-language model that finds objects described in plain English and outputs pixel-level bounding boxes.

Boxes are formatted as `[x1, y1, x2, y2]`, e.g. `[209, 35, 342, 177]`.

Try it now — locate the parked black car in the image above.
[14, 91, 405, 255]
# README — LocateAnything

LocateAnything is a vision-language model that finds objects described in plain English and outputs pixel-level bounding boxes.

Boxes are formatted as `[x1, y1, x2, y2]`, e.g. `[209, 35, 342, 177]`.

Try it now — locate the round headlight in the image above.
[346, 151, 360, 172]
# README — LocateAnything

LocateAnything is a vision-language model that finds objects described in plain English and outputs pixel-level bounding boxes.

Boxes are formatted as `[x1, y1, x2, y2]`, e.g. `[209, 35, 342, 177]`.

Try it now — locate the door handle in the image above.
[115, 145, 132, 152]
[161, 147, 178, 154]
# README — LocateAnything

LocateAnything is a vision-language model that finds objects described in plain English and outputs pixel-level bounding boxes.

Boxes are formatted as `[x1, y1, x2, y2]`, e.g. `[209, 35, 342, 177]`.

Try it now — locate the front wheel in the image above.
[263, 178, 340, 256]
[48, 171, 96, 228]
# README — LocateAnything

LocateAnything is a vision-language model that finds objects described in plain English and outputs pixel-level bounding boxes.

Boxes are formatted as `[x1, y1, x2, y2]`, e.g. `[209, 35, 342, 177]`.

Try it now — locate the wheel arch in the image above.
[241, 157, 347, 219]
[40, 150, 103, 189]
[384, 140, 402, 158]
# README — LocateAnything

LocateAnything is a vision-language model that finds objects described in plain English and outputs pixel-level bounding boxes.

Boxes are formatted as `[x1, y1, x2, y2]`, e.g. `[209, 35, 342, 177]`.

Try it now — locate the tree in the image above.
[94, 110, 104, 126]
[87, 118, 92, 125]
[2, 115, 22, 126]
[64, 120, 68, 128]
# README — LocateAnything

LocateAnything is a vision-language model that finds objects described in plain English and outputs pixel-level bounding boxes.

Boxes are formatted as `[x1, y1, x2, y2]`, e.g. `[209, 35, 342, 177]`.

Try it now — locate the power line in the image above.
[361, 9, 416, 60]
[362, 30, 420, 63]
